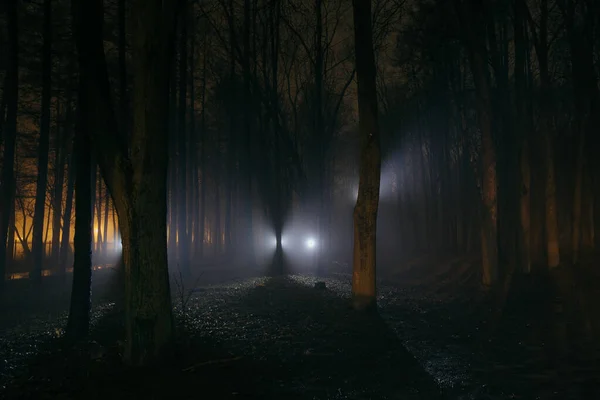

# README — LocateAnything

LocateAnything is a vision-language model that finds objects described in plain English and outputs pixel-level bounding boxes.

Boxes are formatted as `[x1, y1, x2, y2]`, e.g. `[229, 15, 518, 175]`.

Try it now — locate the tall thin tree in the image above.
[351, 0, 382, 311]
[31, 0, 53, 282]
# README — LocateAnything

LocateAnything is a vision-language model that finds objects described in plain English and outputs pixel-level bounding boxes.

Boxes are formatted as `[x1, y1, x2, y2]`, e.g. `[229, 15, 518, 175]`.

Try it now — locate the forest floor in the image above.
[1, 257, 599, 399]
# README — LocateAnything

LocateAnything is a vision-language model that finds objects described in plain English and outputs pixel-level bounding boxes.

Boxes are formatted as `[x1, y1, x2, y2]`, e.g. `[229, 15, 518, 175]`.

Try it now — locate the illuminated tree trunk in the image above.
[103, 193, 109, 253]
[31, 0, 53, 283]
[51, 97, 70, 268]
[60, 144, 75, 272]
[351, 0, 381, 311]
[96, 173, 104, 253]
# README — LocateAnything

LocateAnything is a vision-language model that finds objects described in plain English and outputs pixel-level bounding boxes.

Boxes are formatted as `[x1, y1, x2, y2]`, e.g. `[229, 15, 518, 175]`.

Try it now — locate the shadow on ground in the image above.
[1, 276, 442, 400]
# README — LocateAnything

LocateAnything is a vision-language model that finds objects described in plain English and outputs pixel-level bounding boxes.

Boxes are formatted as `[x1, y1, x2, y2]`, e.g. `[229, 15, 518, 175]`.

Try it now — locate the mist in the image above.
[1, 0, 600, 398]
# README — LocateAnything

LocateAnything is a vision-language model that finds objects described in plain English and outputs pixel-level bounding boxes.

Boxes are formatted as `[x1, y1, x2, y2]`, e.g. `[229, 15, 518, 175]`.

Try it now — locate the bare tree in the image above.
[351, 0, 381, 311]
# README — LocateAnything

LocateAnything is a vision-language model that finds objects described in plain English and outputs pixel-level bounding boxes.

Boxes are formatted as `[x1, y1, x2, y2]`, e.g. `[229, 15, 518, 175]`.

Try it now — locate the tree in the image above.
[351, 0, 381, 311]
[31, 0, 53, 283]
[455, 0, 499, 285]
[72, 0, 179, 365]
[66, 85, 93, 342]
[0, 0, 19, 289]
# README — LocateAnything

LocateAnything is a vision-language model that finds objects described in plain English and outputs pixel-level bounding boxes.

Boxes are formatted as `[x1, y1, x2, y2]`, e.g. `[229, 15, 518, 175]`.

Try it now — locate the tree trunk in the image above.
[7, 202, 15, 265]
[243, 0, 256, 265]
[72, 0, 178, 365]
[188, 21, 198, 254]
[168, 54, 178, 258]
[198, 38, 208, 258]
[514, 0, 531, 273]
[90, 166, 97, 251]
[351, 0, 381, 311]
[177, 16, 189, 270]
[96, 173, 104, 254]
[519, 140, 531, 272]
[66, 95, 93, 342]
[118, 0, 127, 137]
[215, 135, 222, 256]
[112, 205, 118, 250]
[543, 131, 560, 268]
[571, 128, 585, 265]
[225, 5, 235, 254]
[0, 0, 19, 288]
[456, 0, 499, 285]
[60, 142, 76, 272]
[31, 0, 53, 283]
[103, 191, 109, 253]
[535, 0, 560, 268]
[560, 0, 598, 265]
[314, 0, 326, 276]
[52, 100, 69, 268]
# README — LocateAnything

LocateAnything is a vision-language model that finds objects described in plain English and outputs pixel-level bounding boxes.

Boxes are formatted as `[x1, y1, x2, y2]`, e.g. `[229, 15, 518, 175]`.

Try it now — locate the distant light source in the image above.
[268, 235, 287, 249]
[305, 237, 316, 250]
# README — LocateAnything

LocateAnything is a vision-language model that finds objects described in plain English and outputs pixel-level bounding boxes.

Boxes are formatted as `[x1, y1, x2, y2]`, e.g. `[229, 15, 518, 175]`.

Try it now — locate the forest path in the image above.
[2, 268, 599, 399]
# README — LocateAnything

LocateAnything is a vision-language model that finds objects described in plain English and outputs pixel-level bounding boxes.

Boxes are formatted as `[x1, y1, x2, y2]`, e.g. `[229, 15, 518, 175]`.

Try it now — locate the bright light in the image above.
[268, 235, 287, 249]
[351, 186, 358, 201]
[94, 227, 99, 235]
[305, 237, 316, 249]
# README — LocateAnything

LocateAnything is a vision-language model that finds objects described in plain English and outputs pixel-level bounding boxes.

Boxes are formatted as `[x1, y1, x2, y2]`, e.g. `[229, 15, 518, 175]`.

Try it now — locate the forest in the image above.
[0, 0, 599, 398]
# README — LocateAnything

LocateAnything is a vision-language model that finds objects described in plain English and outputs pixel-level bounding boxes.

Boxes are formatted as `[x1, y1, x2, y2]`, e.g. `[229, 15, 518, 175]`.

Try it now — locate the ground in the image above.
[1, 258, 599, 399]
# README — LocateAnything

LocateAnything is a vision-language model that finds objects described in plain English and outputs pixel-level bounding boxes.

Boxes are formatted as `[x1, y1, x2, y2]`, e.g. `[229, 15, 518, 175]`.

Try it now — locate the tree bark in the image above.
[535, 0, 560, 268]
[118, 0, 127, 137]
[351, 0, 381, 311]
[177, 16, 189, 270]
[31, 0, 53, 282]
[103, 192, 109, 253]
[0, 0, 19, 288]
[96, 173, 104, 253]
[72, 0, 178, 365]
[60, 139, 76, 272]
[514, 0, 531, 273]
[243, 0, 256, 265]
[456, 0, 499, 285]
[198, 38, 208, 259]
[215, 133, 222, 256]
[66, 91, 93, 342]
[51, 97, 70, 268]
